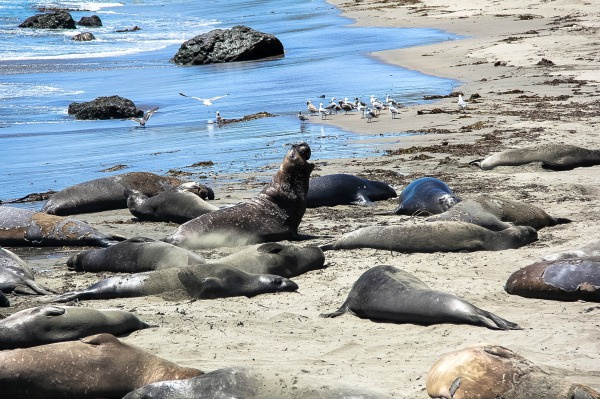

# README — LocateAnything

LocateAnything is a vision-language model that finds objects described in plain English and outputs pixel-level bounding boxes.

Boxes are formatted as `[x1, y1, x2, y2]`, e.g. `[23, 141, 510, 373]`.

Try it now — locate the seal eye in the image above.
[273, 277, 283, 286]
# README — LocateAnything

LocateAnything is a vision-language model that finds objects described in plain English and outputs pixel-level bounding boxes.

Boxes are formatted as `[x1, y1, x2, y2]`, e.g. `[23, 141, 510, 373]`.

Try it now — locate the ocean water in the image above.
[0, 0, 459, 203]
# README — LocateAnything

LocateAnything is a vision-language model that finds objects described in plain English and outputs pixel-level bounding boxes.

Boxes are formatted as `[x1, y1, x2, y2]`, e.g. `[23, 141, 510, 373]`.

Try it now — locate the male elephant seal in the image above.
[394, 177, 460, 216]
[469, 143, 600, 171]
[165, 142, 314, 249]
[306, 173, 396, 207]
[505, 258, 600, 302]
[0, 206, 123, 247]
[427, 194, 571, 231]
[1, 247, 52, 294]
[426, 344, 600, 399]
[0, 333, 203, 399]
[320, 221, 537, 252]
[320, 265, 520, 330]
[42, 171, 214, 215]
[0, 305, 152, 349]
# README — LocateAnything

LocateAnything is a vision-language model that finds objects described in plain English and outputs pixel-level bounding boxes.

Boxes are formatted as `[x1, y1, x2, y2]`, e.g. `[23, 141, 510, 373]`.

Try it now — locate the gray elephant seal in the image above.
[321, 221, 537, 252]
[306, 173, 396, 207]
[165, 142, 314, 249]
[542, 241, 600, 261]
[427, 194, 571, 231]
[0, 333, 203, 399]
[0, 206, 123, 247]
[1, 247, 52, 295]
[427, 344, 600, 399]
[0, 306, 152, 349]
[469, 143, 600, 171]
[394, 177, 460, 216]
[321, 265, 520, 330]
[67, 237, 206, 273]
[42, 172, 214, 215]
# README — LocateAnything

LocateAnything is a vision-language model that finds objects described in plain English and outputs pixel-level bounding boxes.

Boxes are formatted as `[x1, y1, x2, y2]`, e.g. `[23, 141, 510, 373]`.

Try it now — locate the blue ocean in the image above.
[0, 0, 458, 202]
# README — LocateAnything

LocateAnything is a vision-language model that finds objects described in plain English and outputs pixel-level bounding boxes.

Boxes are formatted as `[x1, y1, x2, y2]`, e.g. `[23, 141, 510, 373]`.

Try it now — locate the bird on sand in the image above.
[318, 103, 329, 120]
[179, 92, 228, 106]
[306, 100, 319, 114]
[458, 94, 467, 111]
[130, 107, 159, 127]
[364, 107, 377, 123]
[297, 111, 309, 123]
[386, 94, 401, 107]
[388, 102, 400, 119]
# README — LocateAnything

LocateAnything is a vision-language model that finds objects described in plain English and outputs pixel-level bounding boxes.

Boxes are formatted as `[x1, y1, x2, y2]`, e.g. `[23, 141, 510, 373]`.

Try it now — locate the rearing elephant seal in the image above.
[394, 177, 460, 216]
[427, 344, 600, 399]
[165, 142, 314, 249]
[321, 265, 520, 330]
[1, 246, 51, 294]
[469, 143, 600, 171]
[306, 173, 397, 207]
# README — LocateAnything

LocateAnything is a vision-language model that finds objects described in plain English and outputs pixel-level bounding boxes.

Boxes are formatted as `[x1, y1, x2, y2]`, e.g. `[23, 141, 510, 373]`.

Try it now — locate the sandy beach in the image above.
[3, 0, 600, 397]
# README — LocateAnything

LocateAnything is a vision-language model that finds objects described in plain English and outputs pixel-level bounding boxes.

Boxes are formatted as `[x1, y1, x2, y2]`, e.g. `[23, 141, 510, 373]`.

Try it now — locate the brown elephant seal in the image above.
[505, 258, 600, 302]
[0, 333, 203, 399]
[164, 142, 314, 249]
[426, 344, 600, 399]
[320, 221, 537, 252]
[52, 263, 298, 302]
[67, 237, 205, 273]
[1, 247, 52, 295]
[0, 206, 124, 247]
[0, 305, 152, 349]
[427, 195, 571, 231]
[394, 177, 460, 216]
[469, 143, 600, 171]
[42, 172, 214, 215]
[306, 173, 397, 208]
[320, 265, 520, 330]
[542, 241, 600, 261]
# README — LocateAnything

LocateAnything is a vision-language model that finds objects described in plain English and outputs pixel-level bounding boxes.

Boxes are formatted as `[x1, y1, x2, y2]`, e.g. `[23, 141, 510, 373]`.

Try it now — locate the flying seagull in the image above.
[179, 92, 228, 106]
[130, 107, 159, 127]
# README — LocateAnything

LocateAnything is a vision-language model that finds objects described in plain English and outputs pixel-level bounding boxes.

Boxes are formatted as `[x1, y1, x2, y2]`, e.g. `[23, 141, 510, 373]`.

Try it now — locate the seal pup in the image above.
[306, 174, 397, 208]
[321, 265, 520, 330]
[505, 258, 600, 302]
[427, 344, 600, 399]
[320, 221, 537, 252]
[541, 241, 600, 261]
[1, 246, 51, 294]
[469, 143, 600, 171]
[164, 142, 314, 249]
[0, 333, 203, 399]
[0, 306, 152, 349]
[394, 177, 460, 216]
[0, 206, 123, 247]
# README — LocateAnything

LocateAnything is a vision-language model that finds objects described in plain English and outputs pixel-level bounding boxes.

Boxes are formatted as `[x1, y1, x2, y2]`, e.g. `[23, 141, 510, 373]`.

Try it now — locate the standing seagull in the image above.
[388, 102, 400, 119]
[458, 94, 467, 111]
[179, 92, 228, 106]
[297, 111, 309, 123]
[364, 107, 377, 123]
[306, 100, 319, 114]
[215, 111, 223, 124]
[130, 107, 159, 128]
[318, 103, 329, 120]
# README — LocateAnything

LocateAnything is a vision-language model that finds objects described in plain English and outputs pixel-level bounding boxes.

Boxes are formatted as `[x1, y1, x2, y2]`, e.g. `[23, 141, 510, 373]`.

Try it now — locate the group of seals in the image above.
[306, 173, 397, 207]
[394, 177, 460, 216]
[1, 247, 51, 295]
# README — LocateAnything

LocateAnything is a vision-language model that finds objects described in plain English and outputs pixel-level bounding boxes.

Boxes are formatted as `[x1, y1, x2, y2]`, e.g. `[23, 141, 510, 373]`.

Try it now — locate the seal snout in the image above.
[291, 141, 311, 161]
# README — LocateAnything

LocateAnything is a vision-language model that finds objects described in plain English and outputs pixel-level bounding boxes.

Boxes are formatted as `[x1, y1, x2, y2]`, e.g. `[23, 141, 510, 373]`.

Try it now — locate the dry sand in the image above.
[3, 0, 600, 397]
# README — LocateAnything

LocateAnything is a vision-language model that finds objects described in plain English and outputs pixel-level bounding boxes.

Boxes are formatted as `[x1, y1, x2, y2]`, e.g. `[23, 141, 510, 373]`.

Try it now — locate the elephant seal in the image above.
[42, 172, 214, 215]
[320, 221, 537, 252]
[0, 333, 203, 399]
[0, 305, 152, 349]
[0, 291, 8, 307]
[164, 142, 314, 249]
[306, 173, 397, 207]
[426, 344, 600, 399]
[394, 177, 460, 216]
[542, 241, 600, 261]
[504, 258, 600, 302]
[427, 195, 571, 231]
[320, 265, 520, 330]
[469, 143, 600, 171]
[52, 264, 298, 302]
[124, 366, 393, 399]
[67, 237, 206, 273]
[0, 206, 123, 247]
[1, 247, 52, 295]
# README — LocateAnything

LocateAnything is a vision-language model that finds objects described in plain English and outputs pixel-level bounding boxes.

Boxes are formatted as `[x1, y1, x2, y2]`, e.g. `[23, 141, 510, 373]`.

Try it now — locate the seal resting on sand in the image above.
[426, 344, 600, 399]
[1, 247, 51, 295]
[541, 241, 600, 261]
[306, 173, 396, 207]
[320, 265, 520, 330]
[394, 177, 460, 216]
[164, 142, 314, 249]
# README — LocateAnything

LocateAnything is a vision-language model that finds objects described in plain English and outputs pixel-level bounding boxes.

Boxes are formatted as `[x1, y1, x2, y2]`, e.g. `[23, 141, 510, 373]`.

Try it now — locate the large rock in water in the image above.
[19, 11, 76, 29]
[77, 15, 102, 27]
[68, 96, 143, 120]
[173, 25, 284, 65]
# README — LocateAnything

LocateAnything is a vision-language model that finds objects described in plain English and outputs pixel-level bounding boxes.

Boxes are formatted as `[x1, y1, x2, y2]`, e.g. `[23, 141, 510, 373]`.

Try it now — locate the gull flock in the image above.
[305, 94, 404, 124]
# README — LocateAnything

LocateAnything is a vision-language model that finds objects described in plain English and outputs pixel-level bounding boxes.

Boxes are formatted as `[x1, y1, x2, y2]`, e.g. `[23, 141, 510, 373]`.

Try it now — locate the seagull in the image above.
[458, 94, 467, 111]
[179, 92, 228, 106]
[339, 100, 354, 114]
[364, 107, 377, 123]
[326, 97, 342, 114]
[297, 110, 309, 123]
[130, 107, 159, 127]
[372, 100, 385, 114]
[215, 111, 223, 124]
[318, 103, 329, 120]
[307, 100, 319, 114]
[388, 102, 400, 119]
[386, 94, 401, 107]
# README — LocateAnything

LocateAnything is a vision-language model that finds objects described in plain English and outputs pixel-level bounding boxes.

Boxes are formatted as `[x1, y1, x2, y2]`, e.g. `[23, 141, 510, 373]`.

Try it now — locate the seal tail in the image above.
[49, 291, 85, 303]
[478, 309, 522, 330]
[18, 279, 55, 295]
[319, 242, 336, 251]
[468, 159, 484, 169]
[549, 217, 572, 226]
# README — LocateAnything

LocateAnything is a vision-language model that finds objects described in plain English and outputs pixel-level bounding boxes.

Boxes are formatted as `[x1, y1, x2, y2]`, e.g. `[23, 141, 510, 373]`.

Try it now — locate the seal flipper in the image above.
[351, 192, 375, 206]
[475, 308, 522, 330]
[319, 303, 352, 318]
[549, 216, 572, 226]
[468, 159, 484, 169]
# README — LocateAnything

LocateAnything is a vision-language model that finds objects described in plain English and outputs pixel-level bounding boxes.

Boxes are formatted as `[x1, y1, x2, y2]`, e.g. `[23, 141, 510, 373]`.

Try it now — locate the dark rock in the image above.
[68, 95, 143, 120]
[173, 25, 284, 65]
[77, 15, 102, 27]
[72, 32, 95, 41]
[19, 11, 76, 29]
[537, 58, 555, 66]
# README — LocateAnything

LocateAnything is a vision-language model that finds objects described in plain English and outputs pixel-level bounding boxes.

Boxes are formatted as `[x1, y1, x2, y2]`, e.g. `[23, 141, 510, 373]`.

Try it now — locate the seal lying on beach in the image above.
[320, 221, 537, 252]
[0, 333, 203, 399]
[469, 143, 600, 171]
[0, 206, 123, 247]
[426, 195, 571, 231]
[0, 306, 152, 349]
[164, 142, 314, 249]
[0, 291, 8, 307]
[394, 177, 460, 216]
[42, 172, 214, 215]
[1, 247, 52, 295]
[306, 173, 397, 207]
[426, 344, 600, 399]
[541, 241, 600, 261]
[321, 265, 520, 330]
[504, 258, 600, 302]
